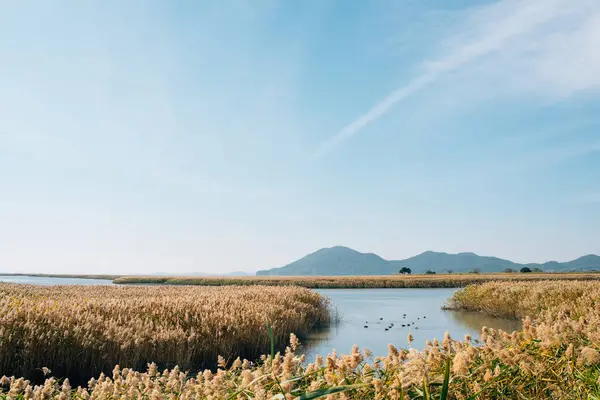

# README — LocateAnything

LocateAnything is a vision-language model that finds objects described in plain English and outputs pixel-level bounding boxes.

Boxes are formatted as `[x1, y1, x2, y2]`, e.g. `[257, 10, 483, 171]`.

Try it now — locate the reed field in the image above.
[3, 280, 600, 399]
[445, 279, 600, 320]
[0, 284, 330, 385]
[114, 272, 600, 288]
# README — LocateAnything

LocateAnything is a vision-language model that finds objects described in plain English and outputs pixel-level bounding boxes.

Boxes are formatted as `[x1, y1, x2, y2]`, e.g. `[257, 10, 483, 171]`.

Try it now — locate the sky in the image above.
[1, 0, 599, 275]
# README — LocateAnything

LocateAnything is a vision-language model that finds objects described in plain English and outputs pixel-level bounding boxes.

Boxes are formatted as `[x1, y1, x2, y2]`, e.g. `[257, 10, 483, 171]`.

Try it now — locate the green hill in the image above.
[390, 251, 519, 273]
[256, 246, 390, 276]
[255, 247, 600, 276]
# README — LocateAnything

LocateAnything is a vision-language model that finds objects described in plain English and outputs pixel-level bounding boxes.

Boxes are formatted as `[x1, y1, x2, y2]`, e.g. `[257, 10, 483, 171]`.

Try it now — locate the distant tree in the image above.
[504, 268, 515, 273]
[469, 268, 481, 274]
[520, 267, 532, 273]
[446, 270, 453, 274]
[399, 267, 412, 275]
[532, 267, 543, 273]
[425, 270, 436, 275]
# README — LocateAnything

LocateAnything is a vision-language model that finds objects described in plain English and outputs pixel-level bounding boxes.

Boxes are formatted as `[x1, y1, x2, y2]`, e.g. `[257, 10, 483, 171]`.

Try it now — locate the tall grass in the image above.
[0, 284, 330, 384]
[114, 272, 600, 288]
[3, 280, 600, 398]
[445, 279, 600, 320]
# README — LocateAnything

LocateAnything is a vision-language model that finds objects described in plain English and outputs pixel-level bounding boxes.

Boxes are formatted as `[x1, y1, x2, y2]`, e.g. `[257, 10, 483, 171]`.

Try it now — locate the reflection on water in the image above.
[302, 288, 521, 360]
[445, 310, 520, 335]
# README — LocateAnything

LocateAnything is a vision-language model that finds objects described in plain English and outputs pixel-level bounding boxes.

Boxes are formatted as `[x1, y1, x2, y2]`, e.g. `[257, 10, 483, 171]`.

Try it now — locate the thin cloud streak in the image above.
[314, 0, 588, 156]
[314, 74, 435, 157]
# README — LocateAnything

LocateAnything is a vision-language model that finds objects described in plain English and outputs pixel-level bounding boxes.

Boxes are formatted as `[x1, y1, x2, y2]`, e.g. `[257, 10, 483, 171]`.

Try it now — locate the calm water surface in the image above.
[0, 275, 114, 285]
[303, 288, 520, 359]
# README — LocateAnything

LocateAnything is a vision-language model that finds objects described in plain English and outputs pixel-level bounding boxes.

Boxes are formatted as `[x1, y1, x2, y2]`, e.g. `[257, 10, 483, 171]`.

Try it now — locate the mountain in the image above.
[256, 246, 391, 276]
[255, 247, 600, 276]
[548, 255, 600, 270]
[150, 271, 250, 276]
[390, 251, 519, 273]
[227, 271, 250, 276]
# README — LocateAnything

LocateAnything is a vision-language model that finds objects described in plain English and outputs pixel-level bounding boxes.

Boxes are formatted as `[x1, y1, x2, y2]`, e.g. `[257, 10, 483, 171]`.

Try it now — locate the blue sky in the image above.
[1, 0, 599, 274]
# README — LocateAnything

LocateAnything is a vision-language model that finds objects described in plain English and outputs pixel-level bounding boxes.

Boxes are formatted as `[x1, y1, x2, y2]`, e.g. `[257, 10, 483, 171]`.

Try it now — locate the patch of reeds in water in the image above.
[443, 279, 600, 320]
[0, 283, 330, 385]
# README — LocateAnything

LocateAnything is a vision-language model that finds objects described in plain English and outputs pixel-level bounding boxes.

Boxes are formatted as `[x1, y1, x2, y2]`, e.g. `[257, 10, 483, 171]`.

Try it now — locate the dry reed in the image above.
[0, 284, 330, 384]
[114, 272, 600, 288]
[3, 280, 600, 399]
[445, 279, 600, 320]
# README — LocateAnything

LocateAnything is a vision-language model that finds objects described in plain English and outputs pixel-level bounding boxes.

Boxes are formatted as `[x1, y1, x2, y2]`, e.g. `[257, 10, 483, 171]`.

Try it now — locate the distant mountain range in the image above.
[150, 271, 250, 277]
[256, 246, 600, 276]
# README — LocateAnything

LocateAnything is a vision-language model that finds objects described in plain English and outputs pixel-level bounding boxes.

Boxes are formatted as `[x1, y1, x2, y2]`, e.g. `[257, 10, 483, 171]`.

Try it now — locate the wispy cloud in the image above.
[315, 0, 600, 156]
[313, 74, 435, 157]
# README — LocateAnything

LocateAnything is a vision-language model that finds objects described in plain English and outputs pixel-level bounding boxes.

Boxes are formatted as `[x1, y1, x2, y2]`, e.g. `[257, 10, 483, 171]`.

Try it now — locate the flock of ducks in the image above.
[363, 314, 426, 331]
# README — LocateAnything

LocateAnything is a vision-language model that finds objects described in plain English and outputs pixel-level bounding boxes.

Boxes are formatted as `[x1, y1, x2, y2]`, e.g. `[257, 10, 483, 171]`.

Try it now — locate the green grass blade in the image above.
[423, 377, 430, 400]
[267, 322, 275, 359]
[440, 358, 451, 400]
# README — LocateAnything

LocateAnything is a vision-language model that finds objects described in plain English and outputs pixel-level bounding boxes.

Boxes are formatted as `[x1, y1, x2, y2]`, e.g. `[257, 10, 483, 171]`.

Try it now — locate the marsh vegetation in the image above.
[0, 284, 329, 385]
[2, 280, 600, 398]
[114, 272, 600, 288]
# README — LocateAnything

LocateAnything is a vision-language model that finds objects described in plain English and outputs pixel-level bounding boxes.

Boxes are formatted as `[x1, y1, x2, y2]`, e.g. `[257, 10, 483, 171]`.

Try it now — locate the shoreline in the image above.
[113, 272, 600, 288]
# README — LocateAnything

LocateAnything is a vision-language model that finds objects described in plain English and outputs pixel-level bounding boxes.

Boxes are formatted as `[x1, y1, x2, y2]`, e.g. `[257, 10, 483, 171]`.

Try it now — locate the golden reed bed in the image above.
[0, 284, 329, 385]
[445, 279, 600, 320]
[2, 280, 600, 399]
[114, 272, 600, 288]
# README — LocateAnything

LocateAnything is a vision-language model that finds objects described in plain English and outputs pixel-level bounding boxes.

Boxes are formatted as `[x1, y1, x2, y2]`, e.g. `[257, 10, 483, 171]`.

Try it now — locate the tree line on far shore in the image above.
[398, 266, 542, 275]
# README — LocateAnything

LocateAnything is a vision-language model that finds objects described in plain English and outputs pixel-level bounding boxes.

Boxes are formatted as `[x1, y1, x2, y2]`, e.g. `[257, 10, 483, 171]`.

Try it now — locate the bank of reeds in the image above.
[445, 279, 600, 320]
[0, 284, 330, 384]
[4, 280, 600, 398]
[114, 272, 600, 288]
[2, 320, 600, 399]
